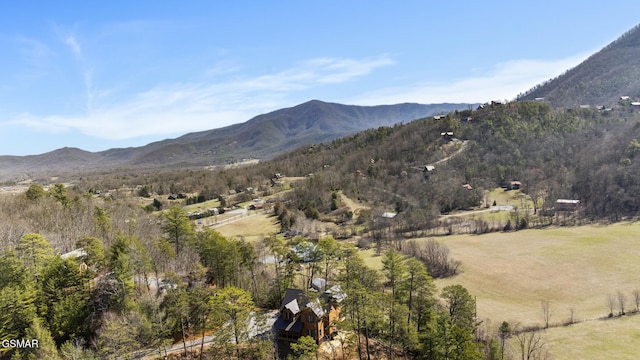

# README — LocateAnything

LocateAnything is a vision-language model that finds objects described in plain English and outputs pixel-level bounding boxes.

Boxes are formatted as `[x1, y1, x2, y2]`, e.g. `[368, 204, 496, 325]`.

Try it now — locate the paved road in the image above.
[137, 310, 279, 359]
[440, 205, 514, 218]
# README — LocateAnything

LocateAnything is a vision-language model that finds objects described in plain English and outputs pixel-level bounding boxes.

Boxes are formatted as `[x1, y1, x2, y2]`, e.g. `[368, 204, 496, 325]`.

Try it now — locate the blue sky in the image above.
[0, 1, 638, 156]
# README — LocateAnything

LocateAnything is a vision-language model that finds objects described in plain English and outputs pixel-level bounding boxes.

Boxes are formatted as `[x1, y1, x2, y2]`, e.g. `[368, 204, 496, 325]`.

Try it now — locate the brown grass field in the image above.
[213, 213, 279, 242]
[432, 222, 640, 326]
[358, 222, 640, 358]
[424, 222, 640, 359]
[536, 314, 640, 360]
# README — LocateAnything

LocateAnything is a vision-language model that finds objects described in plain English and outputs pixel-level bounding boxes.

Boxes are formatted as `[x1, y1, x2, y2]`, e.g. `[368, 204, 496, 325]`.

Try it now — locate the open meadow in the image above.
[535, 314, 640, 360]
[213, 212, 279, 242]
[403, 222, 640, 358]
[429, 222, 640, 327]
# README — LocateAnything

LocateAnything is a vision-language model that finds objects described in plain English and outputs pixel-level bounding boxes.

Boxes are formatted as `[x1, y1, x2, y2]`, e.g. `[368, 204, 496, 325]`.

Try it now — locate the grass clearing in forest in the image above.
[423, 222, 640, 328]
[360, 248, 384, 271]
[213, 213, 279, 242]
[183, 199, 220, 213]
[338, 191, 369, 216]
[484, 188, 532, 208]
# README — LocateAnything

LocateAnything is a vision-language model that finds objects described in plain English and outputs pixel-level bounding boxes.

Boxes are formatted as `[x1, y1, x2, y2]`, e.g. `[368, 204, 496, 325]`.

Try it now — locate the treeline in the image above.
[339, 248, 488, 359]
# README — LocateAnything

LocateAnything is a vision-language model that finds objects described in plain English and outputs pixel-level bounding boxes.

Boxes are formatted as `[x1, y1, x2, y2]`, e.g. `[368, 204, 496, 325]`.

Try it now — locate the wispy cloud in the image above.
[306, 56, 395, 84]
[64, 36, 82, 57]
[60, 34, 96, 111]
[351, 53, 591, 105]
[11, 55, 394, 140]
[10, 51, 586, 145]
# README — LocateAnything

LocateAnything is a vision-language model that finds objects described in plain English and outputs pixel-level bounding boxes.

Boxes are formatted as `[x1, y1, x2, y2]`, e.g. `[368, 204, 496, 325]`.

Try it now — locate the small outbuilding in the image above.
[556, 199, 581, 212]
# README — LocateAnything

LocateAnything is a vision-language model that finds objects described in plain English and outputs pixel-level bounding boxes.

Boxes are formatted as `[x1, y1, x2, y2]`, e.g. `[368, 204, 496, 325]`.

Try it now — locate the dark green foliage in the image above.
[161, 206, 194, 258]
[138, 185, 152, 197]
[17, 233, 55, 280]
[0, 285, 38, 341]
[419, 285, 483, 360]
[193, 228, 252, 288]
[39, 256, 91, 344]
[76, 236, 106, 270]
[49, 183, 70, 207]
[289, 335, 318, 360]
[330, 191, 339, 210]
[25, 184, 45, 202]
[151, 198, 162, 211]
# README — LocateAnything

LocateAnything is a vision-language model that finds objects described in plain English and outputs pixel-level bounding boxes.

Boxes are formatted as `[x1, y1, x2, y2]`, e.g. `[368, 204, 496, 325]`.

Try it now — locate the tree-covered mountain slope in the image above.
[265, 101, 640, 226]
[519, 24, 640, 108]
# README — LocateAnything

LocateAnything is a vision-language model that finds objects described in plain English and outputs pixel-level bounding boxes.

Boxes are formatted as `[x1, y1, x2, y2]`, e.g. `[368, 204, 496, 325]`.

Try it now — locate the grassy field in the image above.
[509, 314, 640, 359]
[430, 222, 640, 328]
[213, 213, 279, 242]
[355, 220, 640, 358]
[360, 248, 385, 271]
[182, 199, 220, 213]
[484, 188, 535, 208]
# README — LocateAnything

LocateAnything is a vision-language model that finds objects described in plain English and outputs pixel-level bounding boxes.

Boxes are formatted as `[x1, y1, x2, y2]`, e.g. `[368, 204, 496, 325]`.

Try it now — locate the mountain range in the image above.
[0, 101, 471, 181]
[4, 22, 640, 182]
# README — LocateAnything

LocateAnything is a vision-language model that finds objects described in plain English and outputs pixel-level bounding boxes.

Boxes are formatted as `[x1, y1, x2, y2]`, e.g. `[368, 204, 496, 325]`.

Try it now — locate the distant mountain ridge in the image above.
[519, 24, 640, 107]
[0, 100, 472, 181]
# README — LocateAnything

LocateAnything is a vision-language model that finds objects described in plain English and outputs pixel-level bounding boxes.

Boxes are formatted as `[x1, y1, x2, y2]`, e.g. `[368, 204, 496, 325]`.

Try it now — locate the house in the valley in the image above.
[274, 285, 346, 343]
[555, 199, 581, 212]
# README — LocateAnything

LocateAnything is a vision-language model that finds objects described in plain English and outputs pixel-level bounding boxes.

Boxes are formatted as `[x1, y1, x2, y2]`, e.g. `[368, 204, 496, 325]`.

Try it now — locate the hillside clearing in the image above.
[338, 191, 369, 216]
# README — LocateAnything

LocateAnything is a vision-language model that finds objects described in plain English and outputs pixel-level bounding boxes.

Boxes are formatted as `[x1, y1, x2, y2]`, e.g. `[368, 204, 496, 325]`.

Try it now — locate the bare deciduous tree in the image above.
[541, 299, 552, 329]
[633, 289, 640, 313]
[607, 294, 616, 317]
[514, 326, 551, 360]
[402, 239, 460, 278]
[568, 307, 576, 325]
[617, 290, 627, 315]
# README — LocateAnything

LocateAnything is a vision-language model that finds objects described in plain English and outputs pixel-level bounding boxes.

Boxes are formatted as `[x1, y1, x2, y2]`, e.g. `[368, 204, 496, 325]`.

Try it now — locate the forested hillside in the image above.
[519, 24, 640, 108]
[266, 101, 640, 230]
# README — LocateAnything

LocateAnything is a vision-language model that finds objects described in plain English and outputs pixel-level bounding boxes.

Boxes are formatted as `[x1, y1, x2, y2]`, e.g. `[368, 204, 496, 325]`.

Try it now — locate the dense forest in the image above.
[3, 100, 640, 359]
